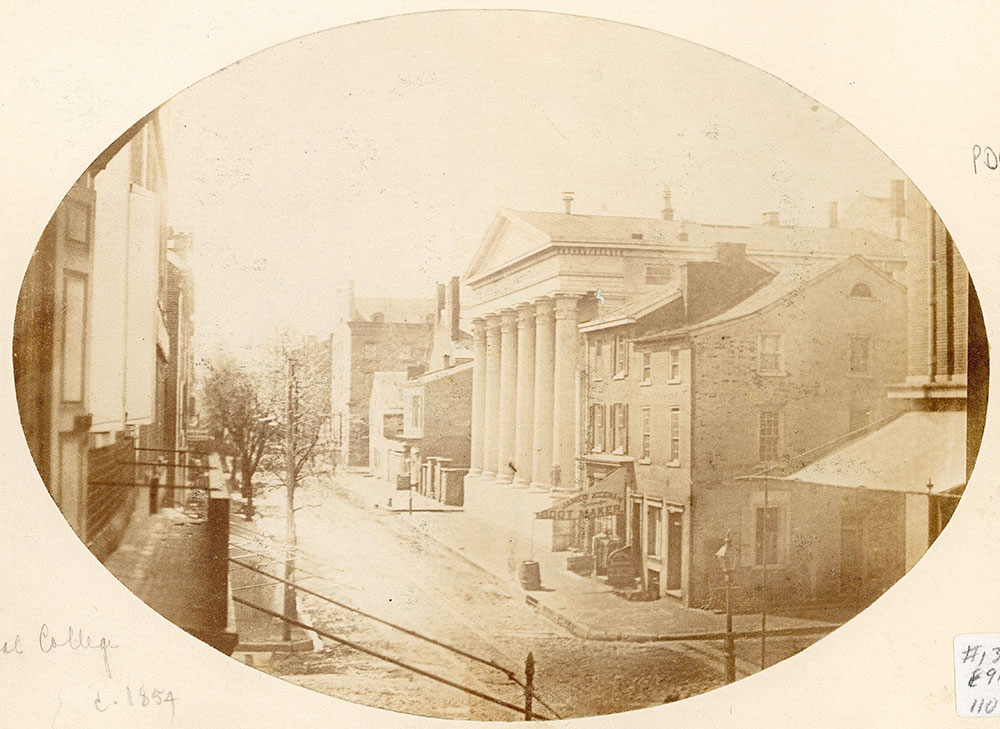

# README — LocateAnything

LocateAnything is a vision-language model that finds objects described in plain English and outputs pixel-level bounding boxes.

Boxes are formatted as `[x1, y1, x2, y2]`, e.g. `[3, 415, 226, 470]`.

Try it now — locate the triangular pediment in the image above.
[464, 210, 553, 282]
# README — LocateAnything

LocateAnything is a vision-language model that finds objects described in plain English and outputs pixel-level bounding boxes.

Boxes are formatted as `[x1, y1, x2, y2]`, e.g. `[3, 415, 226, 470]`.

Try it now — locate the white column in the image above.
[468, 317, 487, 476]
[513, 303, 535, 487]
[530, 298, 555, 490]
[496, 308, 518, 484]
[482, 314, 501, 479]
[552, 294, 579, 493]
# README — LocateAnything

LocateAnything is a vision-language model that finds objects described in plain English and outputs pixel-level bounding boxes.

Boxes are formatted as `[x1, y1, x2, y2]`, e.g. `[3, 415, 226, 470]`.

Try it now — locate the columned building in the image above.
[462, 192, 907, 553]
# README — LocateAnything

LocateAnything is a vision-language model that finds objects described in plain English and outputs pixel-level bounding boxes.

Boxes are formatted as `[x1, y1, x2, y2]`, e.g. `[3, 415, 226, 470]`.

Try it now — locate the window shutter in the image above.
[623, 403, 629, 453]
[607, 403, 614, 452]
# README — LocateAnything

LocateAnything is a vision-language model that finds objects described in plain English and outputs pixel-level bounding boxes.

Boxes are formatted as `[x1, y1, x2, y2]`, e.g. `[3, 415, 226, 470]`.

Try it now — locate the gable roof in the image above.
[634, 255, 902, 343]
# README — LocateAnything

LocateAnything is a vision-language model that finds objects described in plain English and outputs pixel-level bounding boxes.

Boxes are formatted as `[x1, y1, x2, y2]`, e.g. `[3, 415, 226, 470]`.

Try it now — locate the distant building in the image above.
[329, 281, 435, 468]
[164, 231, 197, 502]
[462, 191, 907, 553]
[367, 277, 475, 502]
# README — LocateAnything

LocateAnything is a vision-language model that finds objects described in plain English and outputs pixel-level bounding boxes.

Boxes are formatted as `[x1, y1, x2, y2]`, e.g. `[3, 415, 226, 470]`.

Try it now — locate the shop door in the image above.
[666, 511, 683, 591]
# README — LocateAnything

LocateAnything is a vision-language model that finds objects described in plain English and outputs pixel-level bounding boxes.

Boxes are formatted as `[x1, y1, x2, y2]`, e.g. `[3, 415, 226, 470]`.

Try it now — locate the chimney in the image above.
[562, 191, 575, 215]
[762, 211, 780, 227]
[828, 201, 839, 229]
[661, 186, 674, 221]
[448, 276, 461, 340]
[436, 283, 446, 322]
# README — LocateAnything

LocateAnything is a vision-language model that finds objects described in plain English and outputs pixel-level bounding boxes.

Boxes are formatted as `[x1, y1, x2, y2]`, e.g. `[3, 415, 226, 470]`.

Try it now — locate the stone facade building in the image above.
[625, 255, 907, 606]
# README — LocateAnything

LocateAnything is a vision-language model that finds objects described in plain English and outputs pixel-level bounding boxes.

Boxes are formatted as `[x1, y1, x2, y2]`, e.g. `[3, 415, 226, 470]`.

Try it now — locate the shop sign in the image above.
[535, 484, 624, 520]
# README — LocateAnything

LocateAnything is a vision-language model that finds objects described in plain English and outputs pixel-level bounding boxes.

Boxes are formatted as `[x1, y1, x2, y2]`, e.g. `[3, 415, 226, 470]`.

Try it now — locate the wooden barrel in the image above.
[518, 560, 542, 591]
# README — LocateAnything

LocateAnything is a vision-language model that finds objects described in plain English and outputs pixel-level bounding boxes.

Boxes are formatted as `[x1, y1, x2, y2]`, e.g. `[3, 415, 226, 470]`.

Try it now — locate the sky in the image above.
[159, 11, 907, 355]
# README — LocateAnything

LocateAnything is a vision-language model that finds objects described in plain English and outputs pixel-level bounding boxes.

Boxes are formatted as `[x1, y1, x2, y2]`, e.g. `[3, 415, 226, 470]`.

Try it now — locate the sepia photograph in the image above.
[5, 8, 991, 725]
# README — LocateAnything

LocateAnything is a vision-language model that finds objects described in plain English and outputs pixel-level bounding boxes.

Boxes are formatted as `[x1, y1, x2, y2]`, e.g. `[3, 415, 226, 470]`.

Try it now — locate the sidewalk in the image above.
[103, 499, 238, 654]
[341, 471, 847, 643]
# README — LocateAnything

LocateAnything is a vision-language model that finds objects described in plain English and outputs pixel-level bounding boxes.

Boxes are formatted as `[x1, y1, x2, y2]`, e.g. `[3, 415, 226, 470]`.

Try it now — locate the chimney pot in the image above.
[662, 185, 674, 221]
[561, 191, 575, 215]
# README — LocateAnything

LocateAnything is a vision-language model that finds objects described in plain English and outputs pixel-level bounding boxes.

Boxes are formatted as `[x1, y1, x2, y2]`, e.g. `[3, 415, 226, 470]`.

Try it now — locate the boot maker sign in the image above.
[535, 484, 624, 520]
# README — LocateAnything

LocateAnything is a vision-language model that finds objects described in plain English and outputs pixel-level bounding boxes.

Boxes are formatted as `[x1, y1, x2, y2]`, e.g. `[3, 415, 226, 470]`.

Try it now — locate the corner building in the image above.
[462, 195, 906, 554]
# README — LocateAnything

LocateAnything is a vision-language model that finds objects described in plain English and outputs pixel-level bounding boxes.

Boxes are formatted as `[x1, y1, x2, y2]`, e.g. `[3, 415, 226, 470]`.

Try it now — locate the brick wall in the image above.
[347, 321, 432, 466]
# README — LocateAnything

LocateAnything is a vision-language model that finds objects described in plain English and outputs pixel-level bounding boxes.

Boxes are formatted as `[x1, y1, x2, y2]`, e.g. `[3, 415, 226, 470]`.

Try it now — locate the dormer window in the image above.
[631, 232, 644, 240]
[850, 282, 872, 298]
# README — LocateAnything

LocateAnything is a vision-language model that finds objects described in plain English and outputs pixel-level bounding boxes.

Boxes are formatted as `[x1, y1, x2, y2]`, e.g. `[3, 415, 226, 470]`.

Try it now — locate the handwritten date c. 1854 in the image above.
[94, 684, 177, 721]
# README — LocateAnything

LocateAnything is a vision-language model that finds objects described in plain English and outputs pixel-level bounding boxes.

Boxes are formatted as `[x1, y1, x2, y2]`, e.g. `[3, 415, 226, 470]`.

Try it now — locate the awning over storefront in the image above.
[536, 468, 628, 520]
[751, 410, 966, 495]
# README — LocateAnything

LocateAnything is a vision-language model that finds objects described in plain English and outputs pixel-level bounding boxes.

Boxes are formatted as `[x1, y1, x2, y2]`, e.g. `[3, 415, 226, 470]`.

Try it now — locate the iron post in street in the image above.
[715, 530, 737, 684]
[524, 651, 534, 721]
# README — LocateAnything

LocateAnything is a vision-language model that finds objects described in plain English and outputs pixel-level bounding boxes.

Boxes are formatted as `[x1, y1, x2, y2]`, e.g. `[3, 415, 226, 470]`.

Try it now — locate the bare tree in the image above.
[201, 356, 275, 520]
[265, 335, 330, 640]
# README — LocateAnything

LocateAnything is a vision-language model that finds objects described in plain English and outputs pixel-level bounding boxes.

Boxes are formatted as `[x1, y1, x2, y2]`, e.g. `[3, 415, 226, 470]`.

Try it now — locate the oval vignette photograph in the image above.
[10, 10, 989, 721]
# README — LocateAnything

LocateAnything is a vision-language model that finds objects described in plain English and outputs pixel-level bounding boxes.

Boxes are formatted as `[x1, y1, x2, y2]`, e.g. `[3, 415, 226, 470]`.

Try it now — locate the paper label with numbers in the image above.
[956, 635, 1000, 717]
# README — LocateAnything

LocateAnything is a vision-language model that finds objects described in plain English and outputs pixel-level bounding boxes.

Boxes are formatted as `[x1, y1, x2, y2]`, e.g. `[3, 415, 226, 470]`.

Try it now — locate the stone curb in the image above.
[395, 509, 841, 644]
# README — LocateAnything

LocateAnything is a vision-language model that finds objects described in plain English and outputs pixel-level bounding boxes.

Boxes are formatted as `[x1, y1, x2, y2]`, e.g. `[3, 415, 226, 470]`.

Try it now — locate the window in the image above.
[645, 264, 672, 285]
[641, 351, 652, 383]
[612, 403, 629, 454]
[647, 504, 662, 556]
[849, 335, 872, 375]
[614, 334, 629, 377]
[641, 407, 651, 461]
[590, 404, 606, 453]
[759, 334, 782, 373]
[669, 407, 681, 463]
[850, 282, 872, 298]
[669, 348, 681, 381]
[759, 410, 780, 462]
[755, 506, 781, 566]
[410, 395, 422, 429]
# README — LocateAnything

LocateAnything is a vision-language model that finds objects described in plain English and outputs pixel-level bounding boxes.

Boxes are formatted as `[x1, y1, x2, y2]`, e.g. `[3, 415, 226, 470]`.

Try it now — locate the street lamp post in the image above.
[715, 530, 737, 684]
